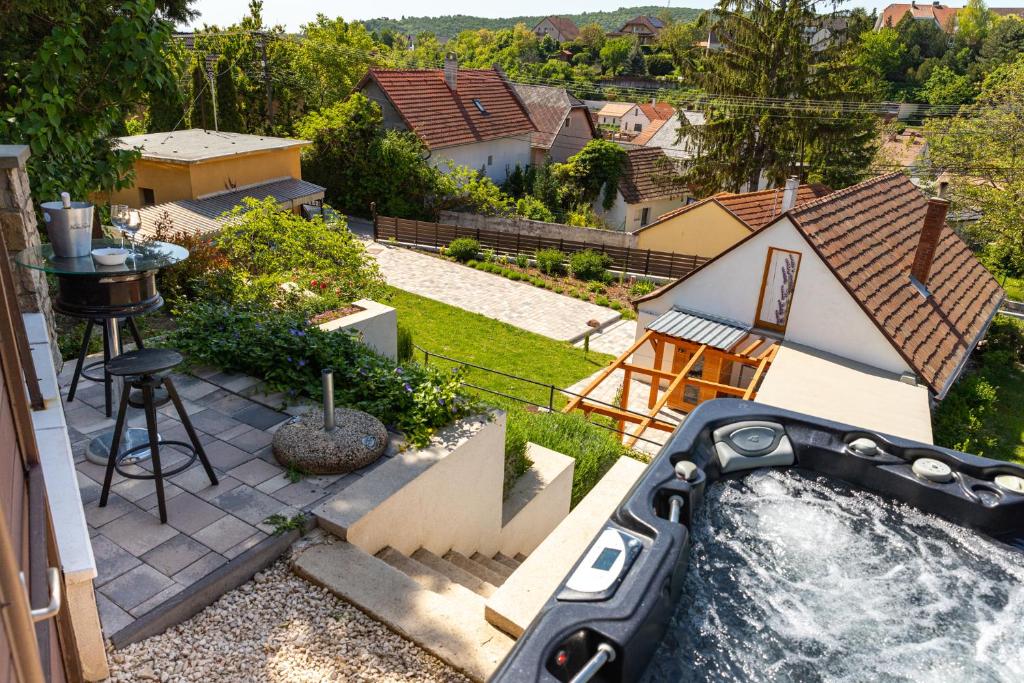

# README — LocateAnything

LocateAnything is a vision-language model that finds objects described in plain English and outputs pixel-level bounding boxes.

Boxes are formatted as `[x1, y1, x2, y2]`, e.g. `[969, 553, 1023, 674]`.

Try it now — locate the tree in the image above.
[980, 16, 1024, 69]
[679, 0, 880, 193]
[190, 63, 213, 129]
[624, 40, 647, 77]
[215, 58, 243, 132]
[599, 37, 632, 75]
[0, 0, 186, 203]
[919, 65, 975, 105]
[657, 20, 703, 74]
[294, 14, 376, 111]
[855, 27, 906, 83]
[958, 0, 995, 50]
[561, 140, 627, 211]
[925, 58, 1024, 274]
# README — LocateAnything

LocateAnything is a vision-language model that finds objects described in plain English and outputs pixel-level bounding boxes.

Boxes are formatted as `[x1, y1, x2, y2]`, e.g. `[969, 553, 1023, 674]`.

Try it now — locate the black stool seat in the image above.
[98, 347, 217, 523]
[106, 348, 184, 377]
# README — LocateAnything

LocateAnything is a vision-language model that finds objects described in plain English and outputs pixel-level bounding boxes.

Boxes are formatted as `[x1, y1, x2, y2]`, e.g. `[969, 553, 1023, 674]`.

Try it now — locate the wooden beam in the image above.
[625, 344, 707, 449]
[618, 368, 632, 433]
[743, 354, 772, 400]
[737, 338, 764, 358]
[650, 332, 768, 366]
[578, 402, 678, 432]
[620, 362, 676, 381]
[687, 377, 748, 396]
[648, 337, 665, 409]
[754, 342, 778, 361]
[563, 329, 654, 414]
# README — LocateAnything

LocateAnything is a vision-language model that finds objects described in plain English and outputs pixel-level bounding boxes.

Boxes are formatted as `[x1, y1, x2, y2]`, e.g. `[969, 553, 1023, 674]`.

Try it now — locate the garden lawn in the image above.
[977, 355, 1024, 465]
[1001, 275, 1024, 303]
[388, 287, 612, 409]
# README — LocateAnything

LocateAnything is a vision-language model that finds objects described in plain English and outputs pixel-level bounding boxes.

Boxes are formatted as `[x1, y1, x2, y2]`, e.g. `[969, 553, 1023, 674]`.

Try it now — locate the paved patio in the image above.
[367, 242, 621, 343]
[63, 359, 394, 645]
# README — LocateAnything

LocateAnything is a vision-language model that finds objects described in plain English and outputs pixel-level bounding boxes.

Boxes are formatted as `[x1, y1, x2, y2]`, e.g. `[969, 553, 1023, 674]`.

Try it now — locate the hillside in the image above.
[362, 6, 704, 38]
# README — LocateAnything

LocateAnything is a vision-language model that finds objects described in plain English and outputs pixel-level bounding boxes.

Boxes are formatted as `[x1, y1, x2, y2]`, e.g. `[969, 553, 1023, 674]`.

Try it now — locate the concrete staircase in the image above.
[375, 547, 524, 601]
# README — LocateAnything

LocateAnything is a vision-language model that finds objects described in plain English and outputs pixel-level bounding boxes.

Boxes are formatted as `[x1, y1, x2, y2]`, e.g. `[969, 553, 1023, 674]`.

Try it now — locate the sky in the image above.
[182, 0, 1024, 32]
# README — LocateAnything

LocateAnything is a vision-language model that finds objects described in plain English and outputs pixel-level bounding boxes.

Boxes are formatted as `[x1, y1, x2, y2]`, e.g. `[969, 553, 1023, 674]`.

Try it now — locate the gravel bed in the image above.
[106, 535, 470, 683]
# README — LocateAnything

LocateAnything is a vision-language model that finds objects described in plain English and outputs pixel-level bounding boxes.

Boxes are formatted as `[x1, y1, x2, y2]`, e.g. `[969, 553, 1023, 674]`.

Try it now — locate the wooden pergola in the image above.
[564, 313, 778, 448]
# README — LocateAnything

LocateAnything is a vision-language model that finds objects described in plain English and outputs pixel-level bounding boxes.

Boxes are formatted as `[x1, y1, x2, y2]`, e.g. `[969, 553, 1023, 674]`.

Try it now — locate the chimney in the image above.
[781, 176, 800, 211]
[444, 52, 458, 91]
[910, 197, 949, 287]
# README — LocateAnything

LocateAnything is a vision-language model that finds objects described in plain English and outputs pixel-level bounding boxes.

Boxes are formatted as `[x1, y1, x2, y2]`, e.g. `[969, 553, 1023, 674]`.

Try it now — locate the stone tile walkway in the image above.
[576, 319, 638, 357]
[367, 242, 621, 343]
[63, 360, 393, 643]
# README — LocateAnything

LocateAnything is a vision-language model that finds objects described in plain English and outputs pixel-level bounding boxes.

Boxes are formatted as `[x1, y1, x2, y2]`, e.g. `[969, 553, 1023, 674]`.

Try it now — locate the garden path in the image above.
[366, 242, 621, 343]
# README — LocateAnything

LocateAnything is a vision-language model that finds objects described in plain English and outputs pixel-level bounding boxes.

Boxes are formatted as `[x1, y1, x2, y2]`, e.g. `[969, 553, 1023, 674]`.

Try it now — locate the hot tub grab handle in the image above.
[668, 495, 684, 524]
[568, 643, 616, 683]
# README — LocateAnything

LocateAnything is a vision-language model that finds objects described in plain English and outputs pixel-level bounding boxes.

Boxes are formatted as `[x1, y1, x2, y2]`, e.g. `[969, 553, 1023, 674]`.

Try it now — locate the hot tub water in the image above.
[644, 470, 1024, 682]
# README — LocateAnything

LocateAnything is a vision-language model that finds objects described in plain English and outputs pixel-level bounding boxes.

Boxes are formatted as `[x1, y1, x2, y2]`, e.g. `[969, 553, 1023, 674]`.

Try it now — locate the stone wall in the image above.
[439, 210, 639, 249]
[0, 145, 59, 367]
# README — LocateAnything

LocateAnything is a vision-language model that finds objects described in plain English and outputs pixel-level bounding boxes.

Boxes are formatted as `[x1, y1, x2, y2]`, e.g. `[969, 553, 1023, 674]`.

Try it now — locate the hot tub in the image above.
[491, 399, 1024, 682]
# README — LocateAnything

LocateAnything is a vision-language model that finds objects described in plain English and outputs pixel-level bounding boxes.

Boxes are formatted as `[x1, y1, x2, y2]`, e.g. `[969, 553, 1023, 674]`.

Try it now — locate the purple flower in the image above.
[403, 383, 413, 393]
[438, 398, 445, 406]
[395, 367, 404, 375]
[297, 359, 307, 367]
[288, 328, 306, 337]
[286, 356, 293, 363]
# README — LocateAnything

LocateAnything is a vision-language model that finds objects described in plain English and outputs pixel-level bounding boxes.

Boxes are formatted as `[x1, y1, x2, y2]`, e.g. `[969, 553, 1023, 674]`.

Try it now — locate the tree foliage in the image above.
[561, 140, 628, 211]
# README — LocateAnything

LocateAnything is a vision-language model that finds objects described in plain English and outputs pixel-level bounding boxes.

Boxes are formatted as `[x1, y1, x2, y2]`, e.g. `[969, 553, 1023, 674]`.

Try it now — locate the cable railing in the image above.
[415, 344, 676, 448]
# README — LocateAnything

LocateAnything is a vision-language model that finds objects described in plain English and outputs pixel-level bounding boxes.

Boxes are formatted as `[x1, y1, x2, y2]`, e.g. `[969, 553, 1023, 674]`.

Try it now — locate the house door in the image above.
[0, 251, 73, 683]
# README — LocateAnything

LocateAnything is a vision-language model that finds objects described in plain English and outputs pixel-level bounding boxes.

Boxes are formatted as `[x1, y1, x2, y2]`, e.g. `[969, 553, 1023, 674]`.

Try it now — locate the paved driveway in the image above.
[368, 243, 620, 343]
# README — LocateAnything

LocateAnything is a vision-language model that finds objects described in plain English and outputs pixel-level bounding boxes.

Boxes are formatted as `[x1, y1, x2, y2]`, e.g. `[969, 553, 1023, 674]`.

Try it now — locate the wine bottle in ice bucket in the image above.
[41, 192, 94, 258]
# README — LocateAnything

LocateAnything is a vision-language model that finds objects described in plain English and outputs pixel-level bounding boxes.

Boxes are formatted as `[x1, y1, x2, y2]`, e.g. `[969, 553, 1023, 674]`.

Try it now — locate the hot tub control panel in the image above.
[712, 420, 795, 473]
[558, 527, 642, 602]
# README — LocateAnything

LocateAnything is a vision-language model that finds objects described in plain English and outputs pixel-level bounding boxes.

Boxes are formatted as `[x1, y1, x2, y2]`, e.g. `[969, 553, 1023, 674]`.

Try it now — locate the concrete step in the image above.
[492, 553, 521, 571]
[470, 553, 513, 582]
[412, 548, 497, 597]
[444, 550, 507, 588]
[294, 541, 513, 681]
[376, 547, 485, 606]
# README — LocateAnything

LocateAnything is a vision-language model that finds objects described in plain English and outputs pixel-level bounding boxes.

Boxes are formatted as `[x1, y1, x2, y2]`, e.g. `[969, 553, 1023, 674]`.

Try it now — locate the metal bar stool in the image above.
[66, 316, 146, 417]
[97, 348, 218, 523]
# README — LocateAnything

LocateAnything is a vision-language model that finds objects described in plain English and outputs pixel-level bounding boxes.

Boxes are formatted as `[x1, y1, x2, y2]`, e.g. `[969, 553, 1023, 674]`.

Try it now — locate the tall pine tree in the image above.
[681, 0, 879, 193]
[190, 64, 212, 130]
[215, 57, 243, 132]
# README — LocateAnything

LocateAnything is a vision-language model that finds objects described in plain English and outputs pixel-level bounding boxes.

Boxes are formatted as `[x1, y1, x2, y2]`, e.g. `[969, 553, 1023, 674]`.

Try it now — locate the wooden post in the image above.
[619, 367, 632, 435]
[648, 338, 664, 409]
[370, 202, 378, 241]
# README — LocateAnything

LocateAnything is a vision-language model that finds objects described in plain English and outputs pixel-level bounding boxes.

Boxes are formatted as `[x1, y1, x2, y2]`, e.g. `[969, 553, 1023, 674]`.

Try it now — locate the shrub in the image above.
[629, 279, 657, 297]
[569, 249, 612, 281]
[933, 374, 998, 454]
[481, 248, 497, 263]
[149, 211, 233, 308]
[170, 303, 479, 446]
[446, 237, 480, 263]
[466, 259, 479, 268]
[588, 281, 606, 294]
[515, 194, 556, 222]
[515, 253, 530, 269]
[610, 301, 623, 311]
[594, 295, 610, 307]
[397, 324, 414, 363]
[535, 248, 566, 276]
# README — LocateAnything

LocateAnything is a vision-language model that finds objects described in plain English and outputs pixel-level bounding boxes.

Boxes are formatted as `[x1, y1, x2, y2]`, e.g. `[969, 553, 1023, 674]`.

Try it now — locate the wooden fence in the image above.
[374, 215, 708, 280]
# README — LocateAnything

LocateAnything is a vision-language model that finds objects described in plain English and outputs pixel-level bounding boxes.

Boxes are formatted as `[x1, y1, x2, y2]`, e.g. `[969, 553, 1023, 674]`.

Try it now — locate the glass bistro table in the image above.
[16, 238, 188, 465]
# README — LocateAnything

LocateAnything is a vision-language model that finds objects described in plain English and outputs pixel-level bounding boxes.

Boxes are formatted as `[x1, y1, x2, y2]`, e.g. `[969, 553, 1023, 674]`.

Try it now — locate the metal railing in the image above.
[416, 344, 676, 448]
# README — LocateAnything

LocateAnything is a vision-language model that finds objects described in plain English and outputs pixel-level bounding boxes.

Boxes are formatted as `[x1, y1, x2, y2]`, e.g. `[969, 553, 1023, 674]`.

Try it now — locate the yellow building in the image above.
[633, 182, 832, 258]
[110, 129, 324, 236]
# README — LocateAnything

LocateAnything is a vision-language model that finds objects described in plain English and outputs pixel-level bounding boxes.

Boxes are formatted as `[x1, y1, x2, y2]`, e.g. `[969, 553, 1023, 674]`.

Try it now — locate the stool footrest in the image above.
[114, 440, 199, 480]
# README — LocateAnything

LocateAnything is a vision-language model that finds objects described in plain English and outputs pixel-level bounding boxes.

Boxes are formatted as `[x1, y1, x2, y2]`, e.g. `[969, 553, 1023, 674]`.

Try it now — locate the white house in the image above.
[630, 173, 1004, 439]
[532, 16, 580, 42]
[595, 102, 636, 130]
[512, 83, 598, 165]
[634, 110, 705, 159]
[357, 55, 535, 183]
[596, 147, 691, 231]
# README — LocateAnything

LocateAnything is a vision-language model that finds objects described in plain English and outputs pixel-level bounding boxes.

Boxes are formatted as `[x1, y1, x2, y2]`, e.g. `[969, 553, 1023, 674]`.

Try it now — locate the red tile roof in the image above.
[358, 68, 535, 150]
[637, 174, 1004, 396]
[638, 102, 675, 122]
[876, 3, 959, 31]
[715, 184, 832, 230]
[619, 148, 688, 204]
[512, 83, 596, 150]
[631, 118, 668, 146]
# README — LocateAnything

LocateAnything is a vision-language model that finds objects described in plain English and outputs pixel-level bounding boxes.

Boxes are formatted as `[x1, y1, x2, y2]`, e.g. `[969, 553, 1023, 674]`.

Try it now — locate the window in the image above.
[472, 98, 487, 114]
[754, 247, 802, 332]
[139, 187, 155, 206]
[640, 207, 650, 226]
[634, 123, 642, 132]
[487, 155, 493, 166]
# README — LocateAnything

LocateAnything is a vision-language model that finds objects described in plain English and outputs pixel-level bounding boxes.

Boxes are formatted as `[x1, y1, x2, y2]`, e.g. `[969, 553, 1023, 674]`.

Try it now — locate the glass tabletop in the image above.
[14, 238, 189, 276]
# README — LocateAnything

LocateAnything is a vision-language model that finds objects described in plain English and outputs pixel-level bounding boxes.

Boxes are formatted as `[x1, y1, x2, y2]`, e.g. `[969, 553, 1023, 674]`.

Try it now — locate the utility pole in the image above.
[205, 53, 220, 131]
[259, 32, 273, 131]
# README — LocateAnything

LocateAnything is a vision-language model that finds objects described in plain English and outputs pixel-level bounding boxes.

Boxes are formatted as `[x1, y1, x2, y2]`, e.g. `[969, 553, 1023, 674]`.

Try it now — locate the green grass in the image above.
[999, 274, 1024, 302]
[387, 287, 644, 500]
[981, 358, 1024, 464]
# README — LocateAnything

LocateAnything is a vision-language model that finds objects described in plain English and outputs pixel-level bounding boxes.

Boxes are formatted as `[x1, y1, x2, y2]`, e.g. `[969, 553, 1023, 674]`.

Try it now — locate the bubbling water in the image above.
[643, 470, 1024, 683]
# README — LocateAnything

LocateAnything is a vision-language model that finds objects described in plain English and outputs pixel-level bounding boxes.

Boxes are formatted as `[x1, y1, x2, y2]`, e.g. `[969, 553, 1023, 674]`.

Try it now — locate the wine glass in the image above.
[122, 210, 142, 262]
[110, 204, 130, 249]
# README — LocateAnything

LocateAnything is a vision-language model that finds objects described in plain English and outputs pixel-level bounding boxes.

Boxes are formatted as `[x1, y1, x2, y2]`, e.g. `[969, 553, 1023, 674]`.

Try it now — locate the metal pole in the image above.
[322, 369, 335, 431]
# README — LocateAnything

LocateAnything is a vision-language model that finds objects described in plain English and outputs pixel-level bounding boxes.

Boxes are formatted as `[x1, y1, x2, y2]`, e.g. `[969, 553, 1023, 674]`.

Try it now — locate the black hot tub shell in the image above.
[490, 399, 1024, 683]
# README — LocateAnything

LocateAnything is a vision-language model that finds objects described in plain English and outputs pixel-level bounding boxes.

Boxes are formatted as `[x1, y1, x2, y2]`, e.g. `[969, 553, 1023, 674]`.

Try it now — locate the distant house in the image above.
[632, 179, 831, 257]
[632, 174, 1004, 439]
[356, 55, 535, 183]
[512, 83, 598, 165]
[597, 147, 691, 231]
[597, 101, 674, 134]
[875, 3, 1024, 32]
[633, 110, 705, 158]
[532, 16, 580, 42]
[111, 129, 324, 236]
[596, 102, 636, 129]
[608, 15, 665, 45]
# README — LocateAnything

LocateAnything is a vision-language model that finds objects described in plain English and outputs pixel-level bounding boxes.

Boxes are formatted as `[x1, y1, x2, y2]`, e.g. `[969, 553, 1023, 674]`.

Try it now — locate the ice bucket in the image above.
[41, 193, 93, 258]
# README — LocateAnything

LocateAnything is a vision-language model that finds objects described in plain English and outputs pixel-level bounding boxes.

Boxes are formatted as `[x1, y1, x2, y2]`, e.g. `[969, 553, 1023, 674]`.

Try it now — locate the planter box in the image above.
[317, 298, 397, 361]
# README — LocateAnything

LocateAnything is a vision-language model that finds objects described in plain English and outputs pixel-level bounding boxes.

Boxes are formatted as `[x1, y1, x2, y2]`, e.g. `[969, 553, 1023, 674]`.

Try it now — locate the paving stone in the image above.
[210, 485, 289, 526]
[111, 476, 163, 504]
[156, 491, 226, 534]
[65, 404, 113, 434]
[129, 582, 185, 618]
[220, 374, 261, 394]
[141, 534, 212, 576]
[228, 459, 282, 487]
[96, 593, 134, 637]
[177, 470, 240, 502]
[232, 427, 274, 453]
[176, 379, 219, 401]
[269, 477, 337, 510]
[192, 516, 258, 554]
[255, 473, 292, 495]
[98, 511, 178, 556]
[234, 403, 288, 430]
[172, 550, 227, 585]
[100, 563, 175, 611]
[223, 530, 268, 559]
[218, 423, 252, 442]
[73, 383, 108, 409]
[91, 534, 142, 587]
[188, 409, 245, 436]
[204, 439, 254, 470]
[207, 392, 252, 416]
[77, 471, 101, 504]
[135, 483, 184, 512]
[84, 493, 136, 528]
[77, 459, 123, 486]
